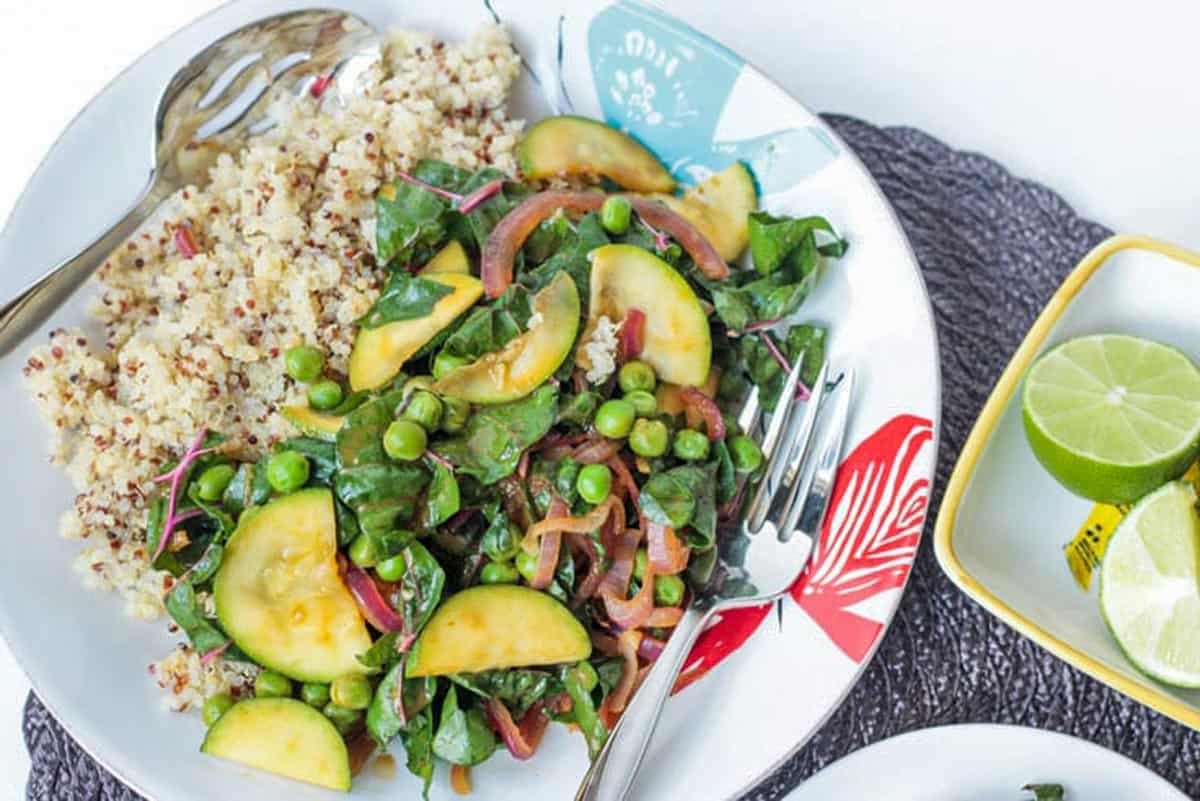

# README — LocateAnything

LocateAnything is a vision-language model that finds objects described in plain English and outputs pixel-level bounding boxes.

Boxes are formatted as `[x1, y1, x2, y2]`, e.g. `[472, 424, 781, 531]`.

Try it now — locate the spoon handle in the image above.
[575, 604, 710, 801]
[0, 176, 166, 357]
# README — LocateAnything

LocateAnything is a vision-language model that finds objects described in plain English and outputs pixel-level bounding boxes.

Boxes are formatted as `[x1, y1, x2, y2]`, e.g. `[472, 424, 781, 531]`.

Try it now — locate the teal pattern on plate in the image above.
[587, 0, 839, 192]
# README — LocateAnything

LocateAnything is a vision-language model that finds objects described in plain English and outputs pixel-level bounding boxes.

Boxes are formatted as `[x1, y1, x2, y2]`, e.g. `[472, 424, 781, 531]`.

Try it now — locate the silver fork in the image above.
[0, 9, 383, 356]
[576, 356, 855, 801]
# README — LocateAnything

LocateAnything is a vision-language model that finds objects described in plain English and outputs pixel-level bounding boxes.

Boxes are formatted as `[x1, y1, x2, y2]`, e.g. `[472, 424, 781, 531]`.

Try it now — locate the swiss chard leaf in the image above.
[672, 463, 718, 550]
[557, 392, 600, 428]
[449, 669, 553, 718]
[375, 160, 467, 266]
[519, 212, 609, 314]
[522, 213, 575, 264]
[358, 272, 454, 329]
[554, 457, 581, 506]
[747, 212, 845, 275]
[400, 542, 446, 643]
[638, 463, 718, 548]
[710, 212, 845, 332]
[187, 544, 224, 585]
[741, 323, 827, 411]
[164, 583, 229, 656]
[710, 287, 754, 332]
[419, 462, 460, 530]
[639, 471, 697, 529]
[357, 631, 404, 672]
[432, 686, 498, 766]
[432, 385, 559, 485]
[594, 658, 625, 697]
[712, 440, 737, 506]
[454, 168, 529, 253]
[401, 707, 436, 799]
[367, 659, 438, 748]
[480, 507, 520, 562]
[334, 498, 360, 548]
[1022, 785, 1065, 801]
[440, 285, 532, 361]
[336, 391, 431, 535]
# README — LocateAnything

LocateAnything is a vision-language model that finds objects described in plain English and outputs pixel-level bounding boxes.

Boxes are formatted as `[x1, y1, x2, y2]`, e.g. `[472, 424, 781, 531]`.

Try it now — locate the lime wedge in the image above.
[1022, 334, 1200, 504]
[1100, 481, 1200, 687]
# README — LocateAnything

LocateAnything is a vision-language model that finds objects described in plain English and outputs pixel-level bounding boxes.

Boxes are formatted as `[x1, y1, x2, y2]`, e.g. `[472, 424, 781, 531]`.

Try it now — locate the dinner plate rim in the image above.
[0, 1, 942, 798]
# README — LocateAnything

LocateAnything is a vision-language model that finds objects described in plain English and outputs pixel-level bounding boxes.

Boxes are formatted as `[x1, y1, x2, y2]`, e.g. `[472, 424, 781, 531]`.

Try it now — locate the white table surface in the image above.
[0, 1, 1196, 797]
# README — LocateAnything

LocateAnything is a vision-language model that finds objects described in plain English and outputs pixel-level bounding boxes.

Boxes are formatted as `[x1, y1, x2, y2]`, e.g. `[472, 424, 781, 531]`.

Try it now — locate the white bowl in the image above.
[0, 1, 940, 798]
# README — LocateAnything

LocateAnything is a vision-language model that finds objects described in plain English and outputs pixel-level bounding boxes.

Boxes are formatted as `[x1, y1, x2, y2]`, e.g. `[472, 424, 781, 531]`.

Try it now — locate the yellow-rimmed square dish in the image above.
[936, 233, 1200, 729]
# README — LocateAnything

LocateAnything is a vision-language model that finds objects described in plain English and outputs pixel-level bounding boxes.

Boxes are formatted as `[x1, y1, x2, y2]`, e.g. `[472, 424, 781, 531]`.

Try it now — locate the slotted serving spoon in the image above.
[0, 8, 382, 356]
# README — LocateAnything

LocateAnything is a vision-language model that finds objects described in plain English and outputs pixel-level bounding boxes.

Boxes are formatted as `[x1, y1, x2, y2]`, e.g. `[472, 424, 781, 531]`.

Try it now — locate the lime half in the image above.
[1100, 481, 1200, 687]
[1022, 334, 1200, 504]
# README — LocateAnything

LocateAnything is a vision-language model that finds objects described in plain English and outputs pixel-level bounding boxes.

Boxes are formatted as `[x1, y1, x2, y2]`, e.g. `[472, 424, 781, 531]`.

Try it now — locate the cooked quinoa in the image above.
[23, 24, 523, 711]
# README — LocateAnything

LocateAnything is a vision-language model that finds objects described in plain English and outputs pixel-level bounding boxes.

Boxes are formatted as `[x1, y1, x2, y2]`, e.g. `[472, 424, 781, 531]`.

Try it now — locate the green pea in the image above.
[441, 397, 470, 433]
[576, 463, 613, 504]
[728, 434, 764, 474]
[570, 661, 599, 692]
[403, 390, 444, 431]
[383, 419, 427, 461]
[285, 345, 324, 383]
[301, 682, 331, 708]
[673, 429, 710, 461]
[266, 450, 310, 493]
[348, 533, 378, 568]
[375, 554, 407, 582]
[595, 398, 636, 439]
[600, 195, 633, 235]
[618, 360, 656, 393]
[202, 693, 235, 727]
[330, 674, 372, 710]
[255, 669, 293, 699]
[307, 380, 344, 411]
[480, 561, 520, 585]
[195, 464, 235, 502]
[323, 701, 362, 734]
[433, 351, 470, 379]
[515, 549, 538, 584]
[633, 547, 648, 582]
[629, 418, 669, 458]
[654, 574, 686, 607]
[624, 389, 657, 417]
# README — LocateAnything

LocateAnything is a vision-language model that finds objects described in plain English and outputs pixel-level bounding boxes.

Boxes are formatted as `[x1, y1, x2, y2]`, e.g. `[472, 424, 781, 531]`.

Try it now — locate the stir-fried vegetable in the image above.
[152, 115, 846, 793]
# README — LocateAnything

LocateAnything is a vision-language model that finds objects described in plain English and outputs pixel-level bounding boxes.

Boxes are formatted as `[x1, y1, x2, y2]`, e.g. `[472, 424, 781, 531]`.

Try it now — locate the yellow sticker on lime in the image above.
[1065, 462, 1200, 591]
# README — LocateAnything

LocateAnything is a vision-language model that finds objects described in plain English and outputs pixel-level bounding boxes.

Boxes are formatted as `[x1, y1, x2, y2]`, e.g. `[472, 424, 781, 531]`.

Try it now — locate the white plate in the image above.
[786, 723, 1188, 800]
[0, 1, 940, 798]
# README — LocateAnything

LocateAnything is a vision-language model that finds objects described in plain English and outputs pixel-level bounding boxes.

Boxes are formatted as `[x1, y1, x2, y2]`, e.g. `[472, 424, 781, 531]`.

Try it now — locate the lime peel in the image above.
[1023, 334, 1200, 504]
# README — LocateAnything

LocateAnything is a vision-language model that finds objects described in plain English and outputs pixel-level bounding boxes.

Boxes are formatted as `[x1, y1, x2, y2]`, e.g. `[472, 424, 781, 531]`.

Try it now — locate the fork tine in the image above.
[748, 359, 829, 533]
[757, 350, 806, 460]
[775, 366, 854, 543]
[777, 360, 832, 490]
[744, 353, 808, 533]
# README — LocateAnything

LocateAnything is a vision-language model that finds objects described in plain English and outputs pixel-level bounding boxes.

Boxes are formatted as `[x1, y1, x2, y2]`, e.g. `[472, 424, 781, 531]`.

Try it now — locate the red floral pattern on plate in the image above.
[791, 413, 933, 661]
[675, 414, 934, 691]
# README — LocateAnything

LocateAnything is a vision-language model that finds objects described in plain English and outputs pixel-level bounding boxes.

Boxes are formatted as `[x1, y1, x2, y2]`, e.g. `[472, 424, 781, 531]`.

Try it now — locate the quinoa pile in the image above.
[22, 25, 523, 711]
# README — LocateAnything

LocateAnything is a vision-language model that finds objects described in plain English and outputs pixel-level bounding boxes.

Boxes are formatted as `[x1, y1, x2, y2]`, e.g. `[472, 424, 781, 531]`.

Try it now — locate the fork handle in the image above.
[575, 604, 711, 801]
[0, 175, 166, 357]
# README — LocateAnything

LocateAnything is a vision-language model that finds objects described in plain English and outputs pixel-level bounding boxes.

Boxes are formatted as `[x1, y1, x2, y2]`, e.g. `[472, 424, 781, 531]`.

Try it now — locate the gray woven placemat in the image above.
[22, 114, 1200, 800]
